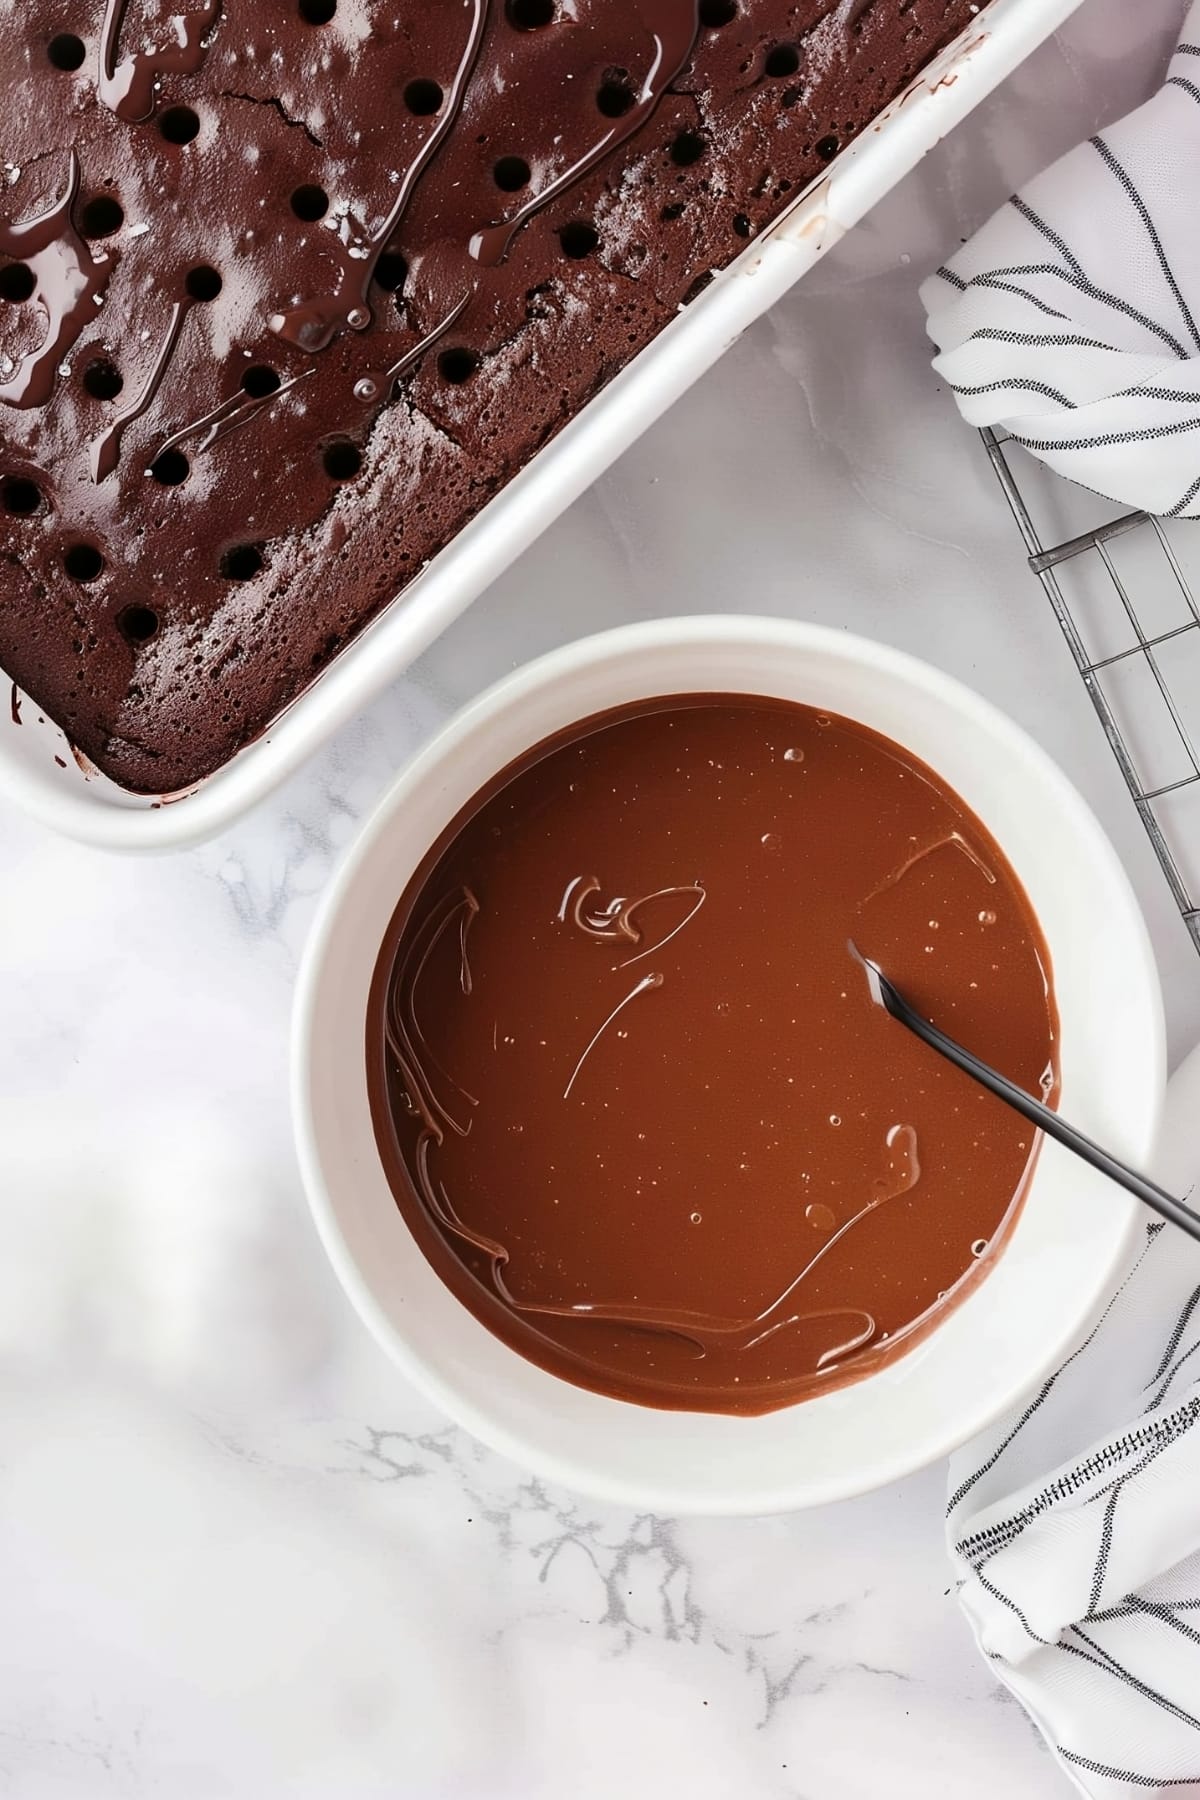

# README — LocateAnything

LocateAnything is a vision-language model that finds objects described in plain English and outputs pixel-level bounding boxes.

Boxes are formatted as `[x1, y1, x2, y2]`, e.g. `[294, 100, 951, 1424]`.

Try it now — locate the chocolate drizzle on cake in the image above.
[0, 152, 114, 409]
[98, 0, 221, 125]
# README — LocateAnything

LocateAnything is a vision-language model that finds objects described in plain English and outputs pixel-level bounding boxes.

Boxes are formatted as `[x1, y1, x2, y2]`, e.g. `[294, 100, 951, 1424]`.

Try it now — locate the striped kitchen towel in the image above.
[947, 1042, 1200, 1798]
[921, 2, 1200, 519]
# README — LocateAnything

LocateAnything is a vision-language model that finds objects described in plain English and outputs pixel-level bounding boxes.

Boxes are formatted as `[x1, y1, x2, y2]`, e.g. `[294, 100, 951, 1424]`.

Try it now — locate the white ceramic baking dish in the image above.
[0, 0, 1085, 849]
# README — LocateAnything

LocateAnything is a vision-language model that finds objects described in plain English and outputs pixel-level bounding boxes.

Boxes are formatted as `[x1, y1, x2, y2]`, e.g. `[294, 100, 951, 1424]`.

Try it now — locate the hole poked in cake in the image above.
[241, 365, 281, 397]
[80, 195, 124, 239]
[219, 543, 265, 581]
[149, 448, 190, 486]
[298, 0, 337, 20]
[64, 542, 105, 583]
[493, 156, 531, 193]
[437, 346, 479, 385]
[0, 262, 36, 303]
[699, 0, 738, 24]
[47, 32, 87, 70]
[815, 134, 840, 161]
[764, 43, 801, 78]
[322, 440, 363, 481]
[670, 131, 706, 167]
[597, 71, 636, 118]
[558, 221, 599, 260]
[185, 264, 223, 302]
[404, 79, 444, 117]
[83, 358, 123, 400]
[117, 604, 160, 645]
[159, 106, 201, 145]
[506, 0, 555, 27]
[372, 250, 407, 293]
[2, 476, 43, 515]
[290, 183, 329, 222]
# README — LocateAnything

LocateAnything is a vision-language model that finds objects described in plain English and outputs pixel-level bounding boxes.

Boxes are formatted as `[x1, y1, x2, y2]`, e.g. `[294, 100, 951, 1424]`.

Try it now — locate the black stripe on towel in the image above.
[1011, 414, 1200, 454]
[1087, 1485, 1122, 1615]
[949, 1231, 1165, 1540]
[936, 264, 967, 290]
[948, 377, 1074, 407]
[1091, 134, 1200, 353]
[967, 274, 1070, 320]
[1168, 473, 1200, 517]
[1008, 194, 1088, 280]
[946, 1372, 1061, 1516]
[1130, 1598, 1200, 1650]
[1148, 1335, 1200, 1411]
[1166, 74, 1200, 105]
[957, 258, 1188, 356]
[967, 327, 1117, 352]
[1066, 1627, 1200, 1732]
[1088, 1598, 1200, 1624]
[1149, 1282, 1200, 1385]
[958, 1415, 1193, 1560]
[972, 1562, 1057, 1646]
[1060, 1750, 1200, 1787]
[961, 1396, 1200, 1563]
[949, 1228, 1162, 1523]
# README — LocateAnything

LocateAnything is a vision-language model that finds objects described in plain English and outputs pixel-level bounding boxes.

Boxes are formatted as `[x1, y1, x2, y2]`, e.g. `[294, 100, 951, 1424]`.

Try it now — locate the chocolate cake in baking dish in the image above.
[0, 1, 977, 794]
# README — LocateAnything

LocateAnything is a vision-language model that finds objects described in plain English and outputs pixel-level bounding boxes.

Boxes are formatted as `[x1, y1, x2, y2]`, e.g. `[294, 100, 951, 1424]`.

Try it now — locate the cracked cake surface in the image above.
[0, 0, 977, 794]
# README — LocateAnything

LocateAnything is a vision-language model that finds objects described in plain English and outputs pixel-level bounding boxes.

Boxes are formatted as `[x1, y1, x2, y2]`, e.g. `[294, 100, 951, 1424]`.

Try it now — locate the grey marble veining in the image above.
[0, 3, 1197, 1794]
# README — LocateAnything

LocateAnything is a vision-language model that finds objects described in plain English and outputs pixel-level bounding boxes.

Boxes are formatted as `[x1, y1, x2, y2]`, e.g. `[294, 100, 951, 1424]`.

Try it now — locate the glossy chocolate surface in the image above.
[367, 697, 1058, 1414]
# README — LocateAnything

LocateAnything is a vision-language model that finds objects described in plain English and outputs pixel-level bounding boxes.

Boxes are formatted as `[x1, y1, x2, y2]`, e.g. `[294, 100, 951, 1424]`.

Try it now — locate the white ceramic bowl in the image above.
[293, 616, 1164, 1515]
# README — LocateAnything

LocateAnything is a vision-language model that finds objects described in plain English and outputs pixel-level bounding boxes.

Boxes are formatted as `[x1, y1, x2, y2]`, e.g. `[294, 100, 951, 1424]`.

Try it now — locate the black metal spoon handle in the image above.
[851, 945, 1200, 1245]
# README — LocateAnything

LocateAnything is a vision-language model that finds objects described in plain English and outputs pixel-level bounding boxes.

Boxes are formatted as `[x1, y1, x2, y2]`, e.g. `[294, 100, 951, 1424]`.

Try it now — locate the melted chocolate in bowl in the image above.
[367, 697, 1058, 1415]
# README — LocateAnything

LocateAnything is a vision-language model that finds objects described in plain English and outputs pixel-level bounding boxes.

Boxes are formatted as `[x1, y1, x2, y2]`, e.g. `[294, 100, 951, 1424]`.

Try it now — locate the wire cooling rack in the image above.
[982, 426, 1200, 955]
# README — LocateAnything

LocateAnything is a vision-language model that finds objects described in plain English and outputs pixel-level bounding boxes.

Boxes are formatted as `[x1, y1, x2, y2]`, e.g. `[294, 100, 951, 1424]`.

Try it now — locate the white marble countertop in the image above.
[2, 3, 1197, 1794]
